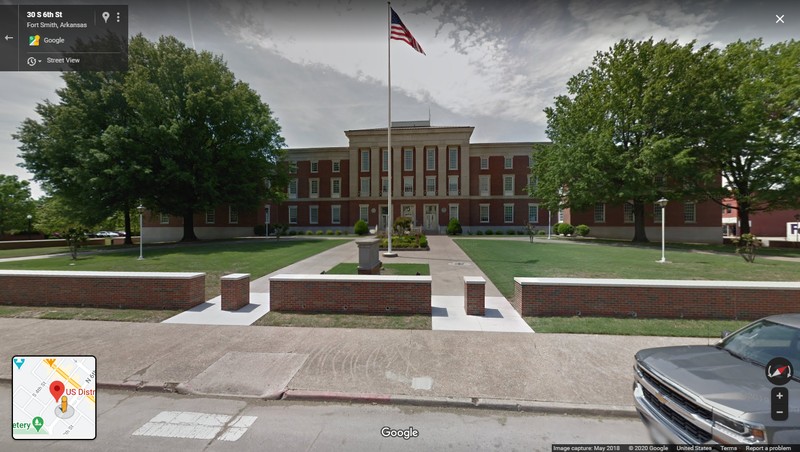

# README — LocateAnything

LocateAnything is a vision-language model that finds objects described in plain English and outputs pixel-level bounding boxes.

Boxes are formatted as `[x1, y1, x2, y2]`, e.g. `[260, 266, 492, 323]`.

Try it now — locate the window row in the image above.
[287, 205, 342, 225]
[479, 204, 540, 224]
[361, 147, 461, 173]
[594, 202, 697, 223]
[203, 207, 239, 224]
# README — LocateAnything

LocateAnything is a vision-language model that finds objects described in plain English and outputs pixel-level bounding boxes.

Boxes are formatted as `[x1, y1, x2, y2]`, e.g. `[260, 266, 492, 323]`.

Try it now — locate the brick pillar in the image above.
[464, 276, 486, 316]
[221, 273, 250, 311]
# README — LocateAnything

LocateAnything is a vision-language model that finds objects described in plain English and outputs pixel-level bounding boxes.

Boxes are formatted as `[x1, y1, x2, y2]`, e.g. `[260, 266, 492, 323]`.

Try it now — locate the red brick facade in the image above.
[0, 270, 206, 310]
[513, 278, 800, 320]
[269, 274, 432, 315]
[464, 276, 486, 316]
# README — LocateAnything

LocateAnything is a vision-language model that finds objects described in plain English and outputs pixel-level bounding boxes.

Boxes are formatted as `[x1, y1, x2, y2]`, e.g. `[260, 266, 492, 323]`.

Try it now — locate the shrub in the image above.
[552, 223, 562, 235]
[734, 233, 761, 263]
[314, 230, 323, 235]
[557, 223, 575, 236]
[64, 228, 88, 260]
[446, 218, 462, 235]
[537, 230, 546, 236]
[485, 230, 494, 235]
[305, 230, 314, 235]
[419, 236, 428, 248]
[354, 219, 369, 236]
[273, 223, 288, 240]
[506, 230, 516, 235]
[394, 216, 412, 234]
[335, 230, 343, 236]
[326, 230, 334, 236]
[467, 230, 473, 235]
[517, 230, 526, 235]
[289, 230, 297, 236]
[254, 224, 267, 236]
[575, 224, 590, 237]
[476, 230, 483, 236]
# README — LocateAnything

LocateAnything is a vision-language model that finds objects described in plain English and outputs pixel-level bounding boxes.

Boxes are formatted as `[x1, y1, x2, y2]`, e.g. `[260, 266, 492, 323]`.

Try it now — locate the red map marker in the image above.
[49, 381, 65, 402]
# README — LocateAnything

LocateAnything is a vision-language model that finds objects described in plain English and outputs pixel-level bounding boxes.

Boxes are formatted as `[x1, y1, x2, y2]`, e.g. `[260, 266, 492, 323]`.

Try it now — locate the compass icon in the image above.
[766, 357, 793, 386]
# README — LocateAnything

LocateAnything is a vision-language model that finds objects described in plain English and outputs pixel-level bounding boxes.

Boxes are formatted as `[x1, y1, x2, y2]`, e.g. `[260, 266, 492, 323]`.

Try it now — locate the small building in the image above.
[722, 198, 800, 239]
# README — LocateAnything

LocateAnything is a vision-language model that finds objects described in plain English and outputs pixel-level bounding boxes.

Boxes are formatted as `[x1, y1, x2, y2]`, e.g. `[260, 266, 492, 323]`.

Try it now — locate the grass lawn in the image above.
[0, 238, 349, 300]
[253, 312, 431, 330]
[526, 316, 750, 338]
[0, 245, 112, 259]
[454, 238, 800, 299]
[0, 305, 179, 322]
[326, 263, 430, 275]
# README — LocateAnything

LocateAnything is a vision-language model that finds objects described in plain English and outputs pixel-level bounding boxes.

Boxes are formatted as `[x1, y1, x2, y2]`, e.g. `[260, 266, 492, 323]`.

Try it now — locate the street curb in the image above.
[282, 389, 637, 418]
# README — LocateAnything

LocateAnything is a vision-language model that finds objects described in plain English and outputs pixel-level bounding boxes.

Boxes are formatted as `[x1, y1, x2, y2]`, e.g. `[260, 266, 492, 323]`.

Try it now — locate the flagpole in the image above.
[385, 1, 396, 257]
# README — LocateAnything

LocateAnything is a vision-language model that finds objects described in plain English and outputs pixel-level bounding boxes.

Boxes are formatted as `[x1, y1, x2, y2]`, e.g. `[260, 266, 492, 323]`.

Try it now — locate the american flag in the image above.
[390, 8, 425, 55]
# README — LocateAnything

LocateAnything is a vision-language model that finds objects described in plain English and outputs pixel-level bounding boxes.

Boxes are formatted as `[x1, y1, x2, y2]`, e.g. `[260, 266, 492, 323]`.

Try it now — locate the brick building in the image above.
[721, 198, 800, 239]
[142, 123, 722, 243]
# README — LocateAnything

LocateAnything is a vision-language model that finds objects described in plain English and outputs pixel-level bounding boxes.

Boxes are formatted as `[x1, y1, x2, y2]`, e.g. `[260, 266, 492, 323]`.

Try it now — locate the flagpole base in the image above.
[383, 252, 398, 258]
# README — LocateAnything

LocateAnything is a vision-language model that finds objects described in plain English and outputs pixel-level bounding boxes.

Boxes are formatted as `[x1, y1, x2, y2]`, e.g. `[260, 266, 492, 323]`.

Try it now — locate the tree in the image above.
[123, 35, 287, 241]
[692, 40, 800, 234]
[532, 39, 717, 242]
[32, 195, 88, 236]
[0, 175, 35, 236]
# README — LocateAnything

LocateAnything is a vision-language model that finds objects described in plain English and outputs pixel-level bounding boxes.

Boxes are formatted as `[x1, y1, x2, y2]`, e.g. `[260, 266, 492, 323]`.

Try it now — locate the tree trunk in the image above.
[738, 201, 751, 235]
[123, 209, 133, 245]
[181, 210, 198, 242]
[631, 199, 649, 243]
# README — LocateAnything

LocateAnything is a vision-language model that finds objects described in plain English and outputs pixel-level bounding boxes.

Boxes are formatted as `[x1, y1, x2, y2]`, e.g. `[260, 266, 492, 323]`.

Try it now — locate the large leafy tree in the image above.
[532, 39, 717, 242]
[693, 39, 800, 234]
[123, 35, 287, 241]
[0, 175, 35, 235]
[16, 34, 287, 242]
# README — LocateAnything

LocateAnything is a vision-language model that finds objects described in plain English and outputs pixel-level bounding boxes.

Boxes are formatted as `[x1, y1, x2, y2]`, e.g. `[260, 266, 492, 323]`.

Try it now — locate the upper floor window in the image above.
[426, 148, 436, 170]
[504, 156, 513, 169]
[426, 176, 436, 196]
[310, 160, 318, 173]
[360, 177, 370, 197]
[382, 149, 389, 172]
[479, 175, 490, 196]
[361, 150, 370, 172]
[503, 175, 514, 196]
[448, 176, 459, 196]
[332, 160, 340, 172]
[309, 179, 319, 198]
[331, 178, 341, 198]
[480, 156, 488, 170]
[288, 179, 298, 199]
[403, 148, 413, 171]
[448, 147, 458, 170]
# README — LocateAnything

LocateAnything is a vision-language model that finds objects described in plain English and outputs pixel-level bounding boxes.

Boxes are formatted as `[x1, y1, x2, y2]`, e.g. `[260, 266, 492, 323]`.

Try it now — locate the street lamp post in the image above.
[656, 198, 668, 263]
[137, 205, 145, 260]
[26, 214, 32, 240]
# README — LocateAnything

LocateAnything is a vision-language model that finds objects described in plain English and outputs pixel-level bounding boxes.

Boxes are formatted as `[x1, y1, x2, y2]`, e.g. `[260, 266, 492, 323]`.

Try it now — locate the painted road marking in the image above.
[132, 411, 257, 441]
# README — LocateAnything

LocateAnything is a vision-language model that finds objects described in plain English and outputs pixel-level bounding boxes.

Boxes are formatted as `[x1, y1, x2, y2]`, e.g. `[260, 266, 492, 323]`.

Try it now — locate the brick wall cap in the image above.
[513, 277, 800, 290]
[221, 273, 250, 280]
[464, 276, 486, 284]
[0, 270, 205, 279]
[270, 274, 431, 283]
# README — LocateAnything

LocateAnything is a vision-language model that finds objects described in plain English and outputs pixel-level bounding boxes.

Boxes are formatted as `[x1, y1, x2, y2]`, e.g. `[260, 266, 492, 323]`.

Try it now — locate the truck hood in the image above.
[636, 345, 799, 418]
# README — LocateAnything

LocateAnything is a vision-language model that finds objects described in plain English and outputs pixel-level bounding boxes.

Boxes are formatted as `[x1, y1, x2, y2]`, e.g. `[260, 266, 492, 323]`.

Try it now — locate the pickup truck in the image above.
[633, 314, 800, 444]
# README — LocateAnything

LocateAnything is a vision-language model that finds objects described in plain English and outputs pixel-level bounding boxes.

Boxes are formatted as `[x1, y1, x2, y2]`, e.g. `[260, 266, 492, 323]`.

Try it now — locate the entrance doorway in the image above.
[380, 206, 388, 233]
[401, 205, 416, 227]
[424, 204, 438, 232]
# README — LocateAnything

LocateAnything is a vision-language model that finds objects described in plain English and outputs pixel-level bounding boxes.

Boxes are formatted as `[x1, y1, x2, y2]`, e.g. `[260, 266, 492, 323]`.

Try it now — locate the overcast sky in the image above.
[1, 0, 797, 198]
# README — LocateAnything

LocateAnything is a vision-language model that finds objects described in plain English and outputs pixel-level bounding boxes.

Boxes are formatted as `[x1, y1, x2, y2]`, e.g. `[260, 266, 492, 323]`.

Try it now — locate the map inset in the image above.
[12, 355, 96, 440]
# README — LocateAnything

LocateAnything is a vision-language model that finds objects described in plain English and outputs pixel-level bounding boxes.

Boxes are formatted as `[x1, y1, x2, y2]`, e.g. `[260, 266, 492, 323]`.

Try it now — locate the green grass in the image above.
[526, 316, 750, 337]
[454, 238, 800, 299]
[326, 263, 430, 275]
[0, 238, 349, 300]
[253, 312, 431, 329]
[0, 305, 180, 322]
[0, 245, 116, 259]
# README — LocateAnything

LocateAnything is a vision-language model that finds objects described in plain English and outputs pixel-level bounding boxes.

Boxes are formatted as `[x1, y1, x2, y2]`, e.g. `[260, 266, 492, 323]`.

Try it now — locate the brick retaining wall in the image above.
[269, 274, 432, 315]
[0, 270, 205, 310]
[513, 278, 800, 320]
[221, 273, 250, 311]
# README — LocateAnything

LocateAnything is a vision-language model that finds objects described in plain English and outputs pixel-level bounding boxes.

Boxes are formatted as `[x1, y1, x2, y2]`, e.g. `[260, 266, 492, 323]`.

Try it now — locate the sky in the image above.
[0, 0, 797, 198]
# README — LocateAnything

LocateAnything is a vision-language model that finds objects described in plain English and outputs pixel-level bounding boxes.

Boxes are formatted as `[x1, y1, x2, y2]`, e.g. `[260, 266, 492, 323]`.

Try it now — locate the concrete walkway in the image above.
[165, 236, 532, 332]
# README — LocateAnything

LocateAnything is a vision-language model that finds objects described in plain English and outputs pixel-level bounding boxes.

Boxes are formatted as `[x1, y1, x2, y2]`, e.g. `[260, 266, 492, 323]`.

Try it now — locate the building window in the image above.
[449, 204, 459, 221]
[528, 204, 539, 224]
[594, 203, 605, 223]
[479, 175, 490, 196]
[623, 202, 634, 223]
[684, 201, 696, 223]
[403, 148, 413, 171]
[653, 203, 662, 224]
[310, 160, 318, 173]
[359, 204, 369, 222]
[426, 147, 436, 170]
[309, 205, 319, 224]
[361, 150, 370, 172]
[288, 206, 298, 224]
[503, 175, 514, 196]
[382, 149, 389, 172]
[360, 177, 370, 197]
[159, 213, 170, 224]
[288, 179, 298, 199]
[449, 147, 458, 170]
[381, 177, 389, 196]
[448, 176, 458, 196]
[229, 206, 239, 224]
[558, 209, 564, 223]
[309, 178, 319, 198]
[527, 174, 538, 190]
[205, 209, 215, 224]
[289, 162, 297, 174]
[504, 156, 513, 169]
[426, 176, 436, 196]
[480, 156, 488, 170]
[403, 176, 414, 197]
[332, 160, 340, 172]
[331, 205, 341, 225]
[480, 204, 490, 223]
[504, 204, 514, 223]
[331, 178, 341, 198]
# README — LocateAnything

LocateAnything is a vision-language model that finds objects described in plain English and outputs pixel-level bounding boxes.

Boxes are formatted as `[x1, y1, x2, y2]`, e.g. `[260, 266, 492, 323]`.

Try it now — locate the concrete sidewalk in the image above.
[0, 318, 709, 416]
